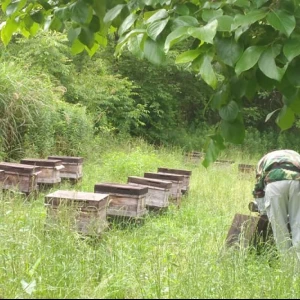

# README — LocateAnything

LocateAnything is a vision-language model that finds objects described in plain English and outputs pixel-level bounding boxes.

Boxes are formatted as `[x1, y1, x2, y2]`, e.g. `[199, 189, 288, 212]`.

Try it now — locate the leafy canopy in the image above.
[1, 0, 300, 166]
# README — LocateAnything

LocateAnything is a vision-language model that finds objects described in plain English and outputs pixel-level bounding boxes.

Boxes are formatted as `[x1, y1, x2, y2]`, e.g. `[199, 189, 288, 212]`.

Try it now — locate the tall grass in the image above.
[1, 140, 300, 298]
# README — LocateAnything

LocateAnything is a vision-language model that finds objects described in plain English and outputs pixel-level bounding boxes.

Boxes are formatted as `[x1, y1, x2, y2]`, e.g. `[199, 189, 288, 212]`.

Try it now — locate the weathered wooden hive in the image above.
[48, 156, 83, 181]
[143, 172, 184, 206]
[184, 151, 204, 164]
[157, 167, 192, 195]
[127, 176, 172, 209]
[45, 190, 109, 236]
[238, 163, 256, 174]
[94, 183, 148, 218]
[20, 158, 64, 185]
[214, 159, 235, 167]
[0, 162, 41, 194]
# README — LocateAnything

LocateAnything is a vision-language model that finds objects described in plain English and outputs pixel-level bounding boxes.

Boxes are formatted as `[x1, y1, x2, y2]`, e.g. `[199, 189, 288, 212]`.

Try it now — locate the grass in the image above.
[1, 140, 300, 298]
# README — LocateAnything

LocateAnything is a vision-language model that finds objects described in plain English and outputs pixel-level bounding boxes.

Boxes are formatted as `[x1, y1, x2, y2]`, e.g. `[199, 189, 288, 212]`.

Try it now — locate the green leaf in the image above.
[88, 15, 100, 32]
[256, 69, 276, 91]
[145, 9, 168, 24]
[127, 34, 144, 59]
[67, 27, 81, 43]
[175, 48, 202, 64]
[202, 9, 223, 22]
[30, 11, 44, 24]
[6, 1, 20, 16]
[258, 47, 287, 81]
[235, 46, 265, 75]
[1, 18, 18, 46]
[202, 134, 226, 168]
[232, 9, 267, 30]
[256, 0, 269, 8]
[78, 27, 94, 49]
[210, 85, 230, 110]
[118, 13, 138, 36]
[175, 4, 189, 16]
[164, 26, 189, 52]
[215, 37, 243, 67]
[285, 61, 300, 87]
[172, 16, 199, 28]
[188, 20, 218, 44]
[276, 105, 295, 130]
[198, 54, 217, 89]
[71, 38, 85, 55]
[216, 15, 233, 32]
[147, 18, 169, 40]
[283, 37, 300, 62]
[265, 109, 280, 122]
[70, 0, 93, 24]
[266, 10, 295, 37]
[219, 101, 239, 121]
[144, 37, 166, 65]
[220, 116, 245, 144]
[104, 4, 125, 23]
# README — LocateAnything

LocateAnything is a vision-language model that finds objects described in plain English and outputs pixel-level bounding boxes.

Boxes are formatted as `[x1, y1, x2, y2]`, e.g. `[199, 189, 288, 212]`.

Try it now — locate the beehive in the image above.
[157, 167, 192, 195]
[20, 158, 64, 185]
[143, 172, 184, 206]
[184, 151, 204, 164]
[94, 183, 148, 218]
[48, 156, 83, 181]
[127, 176, 172, 209]
[0, 162, 41, 194]
[238, 164, 256, 174]
[45, 190, 109, 235]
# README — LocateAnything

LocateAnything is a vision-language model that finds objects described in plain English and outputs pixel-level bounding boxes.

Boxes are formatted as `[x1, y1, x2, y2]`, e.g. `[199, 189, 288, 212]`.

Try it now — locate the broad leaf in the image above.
[104, 4, 125, 23]
[215, 37, 243, 67]
[210, 85, 230, 110]
[144, 38, 166, 65]
[118, 13, 138, 36]
[258, 48, 287, 81]
[198, 54, 217, 89]
[202, 9, 223, 22]
[78, 27, 94, 49]
[216, 15, 233, 32]
[220, 116, 245, 144]
[219, 101, 239, 122]
[235, 46, 265, 75]
[202, 134, 226, 168]
[145, 9, 168, 24]
[70, 0, 92, 25]
[71, 38, 85, 55]
[232, 9, 267, 30]
[172, 16, 199, 28]
[147, 18, 169, 40]
[164, 26, 189, 52]
[276, 105, 295, 130]
[1, 18, 18, 46]
[265, 109, 280, 122]
[266, 10, 295, 37]
[115, 29, 146, 55]
[175, 48, 202, 64]
[188, 20, 218, 44]
[283, 37, 300, 62]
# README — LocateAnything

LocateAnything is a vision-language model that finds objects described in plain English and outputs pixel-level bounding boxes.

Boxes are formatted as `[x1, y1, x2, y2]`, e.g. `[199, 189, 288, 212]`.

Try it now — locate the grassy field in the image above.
[1, 140, 300, 298]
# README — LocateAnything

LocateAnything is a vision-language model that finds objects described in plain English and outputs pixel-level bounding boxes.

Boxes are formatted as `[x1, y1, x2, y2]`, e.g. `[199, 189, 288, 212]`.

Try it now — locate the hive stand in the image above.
[143, 172, 184, 207]
[0, 162, 41, 195]
[45, 190, 109, 236]
[127, 176, 172, 210]
[94, 183, 148, 218]
[157, 167, 192, 195]
[20, 158, 64, 186]
[48, 156, 83, 182]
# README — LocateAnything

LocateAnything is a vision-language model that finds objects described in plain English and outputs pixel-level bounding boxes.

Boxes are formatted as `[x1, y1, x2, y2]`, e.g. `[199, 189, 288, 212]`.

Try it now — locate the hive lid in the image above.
[21, 158, 63, 167]
[0, 162, 41, 174]
[128, 176, 172, 189]
[158, 167, 192, 176]
[48, 156, 84, 164]
[144, 172, 184, 182]
[94, 182, 148, 195]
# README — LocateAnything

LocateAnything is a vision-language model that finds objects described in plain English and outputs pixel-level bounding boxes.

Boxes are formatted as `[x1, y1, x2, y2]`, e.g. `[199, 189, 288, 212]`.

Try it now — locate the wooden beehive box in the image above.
[225, 213, 271, 248]
[94, 183, 148, 218]
[143, 172, 184, 206]
[185, 151, 204, 164]
[48, 156, 83, 181]
[0, 162, 41, 194]
[20, 158, 64, 185]
[127, 176, 172, 209]
[238, 164, 256, 174]
[157, 167, 192, 195]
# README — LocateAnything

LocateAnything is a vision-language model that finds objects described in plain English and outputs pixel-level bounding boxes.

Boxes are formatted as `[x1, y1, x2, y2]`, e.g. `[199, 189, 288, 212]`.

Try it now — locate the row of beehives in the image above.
[185, 152, 256, 173]
[0, 156, 83, 194]
[44, 167, 192, 235]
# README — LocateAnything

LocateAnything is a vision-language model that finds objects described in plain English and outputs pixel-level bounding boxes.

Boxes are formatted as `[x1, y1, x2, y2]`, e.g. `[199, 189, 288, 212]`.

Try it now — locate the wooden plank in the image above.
[21, 158, 63, 167]
[225, 213, 271, 248]
[215, 159, 235, 164]
[157, 167, 192, 176]
[238, 164, 256, 173]
[48, 155, 84, 164]
[144, 172, 184, 182]
[0, 162, 41, 175]
[94, 183, 148, 196]
[128, 176, 172, 189]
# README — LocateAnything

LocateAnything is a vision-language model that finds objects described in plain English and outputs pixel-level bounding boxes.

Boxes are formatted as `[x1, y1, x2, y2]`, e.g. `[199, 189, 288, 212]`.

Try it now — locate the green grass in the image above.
[1, 140, 300, 298]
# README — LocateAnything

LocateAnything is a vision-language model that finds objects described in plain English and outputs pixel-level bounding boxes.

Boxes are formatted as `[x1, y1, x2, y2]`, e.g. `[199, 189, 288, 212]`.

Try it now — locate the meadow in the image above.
[1, 139, 300, 299]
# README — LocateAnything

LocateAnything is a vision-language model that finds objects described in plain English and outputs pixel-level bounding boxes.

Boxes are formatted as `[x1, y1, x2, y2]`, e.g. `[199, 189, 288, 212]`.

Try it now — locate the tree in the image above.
[1, 0, 300, 166]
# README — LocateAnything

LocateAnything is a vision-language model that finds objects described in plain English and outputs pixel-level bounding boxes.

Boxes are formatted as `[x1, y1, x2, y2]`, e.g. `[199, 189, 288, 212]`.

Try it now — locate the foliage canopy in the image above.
[1, 0, 300, 165]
